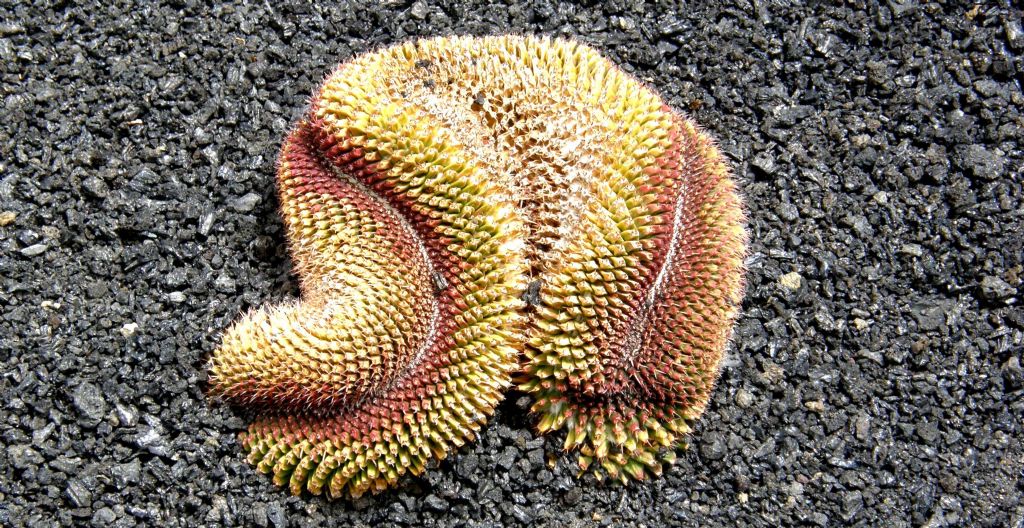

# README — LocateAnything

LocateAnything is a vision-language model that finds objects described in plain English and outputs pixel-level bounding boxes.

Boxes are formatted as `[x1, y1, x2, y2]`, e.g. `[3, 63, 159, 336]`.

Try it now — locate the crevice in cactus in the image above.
[304, 124, 445, 398]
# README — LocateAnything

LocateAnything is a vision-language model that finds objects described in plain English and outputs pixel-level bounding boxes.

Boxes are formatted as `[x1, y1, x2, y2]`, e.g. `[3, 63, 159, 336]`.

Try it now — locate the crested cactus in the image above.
[208, 35, 747, 498]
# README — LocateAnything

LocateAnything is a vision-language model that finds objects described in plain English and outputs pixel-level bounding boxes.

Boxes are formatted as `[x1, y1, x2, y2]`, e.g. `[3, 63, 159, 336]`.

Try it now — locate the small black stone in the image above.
[8, 445, 44, 469]
[432, 271, 449, 295]
[65, 480, 92, 509]
[979, 275, 1016, 302]
[81, 176, 108, 199]
[521, 280, 542, 306]
[71, 382, 107, 424]
[699, 433, 727, 461]
[423, 494, 447, 512]
[956, 144, 1006, 181]
[266, 502, 286, 528]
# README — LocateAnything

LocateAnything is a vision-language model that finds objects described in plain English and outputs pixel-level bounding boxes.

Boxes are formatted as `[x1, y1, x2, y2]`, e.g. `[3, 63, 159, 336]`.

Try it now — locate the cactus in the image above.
[208, 35, 747, 498]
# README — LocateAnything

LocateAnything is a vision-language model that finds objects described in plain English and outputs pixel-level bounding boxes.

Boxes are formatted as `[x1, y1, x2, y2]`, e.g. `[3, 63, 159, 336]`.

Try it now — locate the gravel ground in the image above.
[2, 1, 1022, 527]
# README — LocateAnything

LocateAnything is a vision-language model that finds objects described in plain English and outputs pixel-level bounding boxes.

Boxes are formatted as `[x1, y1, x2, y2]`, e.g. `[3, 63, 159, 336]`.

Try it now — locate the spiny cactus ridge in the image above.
[207, 35, 747, 499]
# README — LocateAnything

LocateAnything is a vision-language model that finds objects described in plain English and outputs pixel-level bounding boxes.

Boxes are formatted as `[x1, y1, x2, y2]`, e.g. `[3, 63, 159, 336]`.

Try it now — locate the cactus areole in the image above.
[207, 35, 748, 499]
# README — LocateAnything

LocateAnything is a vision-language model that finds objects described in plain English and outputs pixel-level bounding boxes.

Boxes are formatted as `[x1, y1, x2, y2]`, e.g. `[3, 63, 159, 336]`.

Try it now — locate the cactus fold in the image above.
[208, 35, 747, 498]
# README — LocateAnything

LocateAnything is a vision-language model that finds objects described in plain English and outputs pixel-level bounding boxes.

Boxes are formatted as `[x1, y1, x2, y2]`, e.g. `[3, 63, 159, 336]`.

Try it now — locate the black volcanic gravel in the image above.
[1, 2, 1022, 527]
